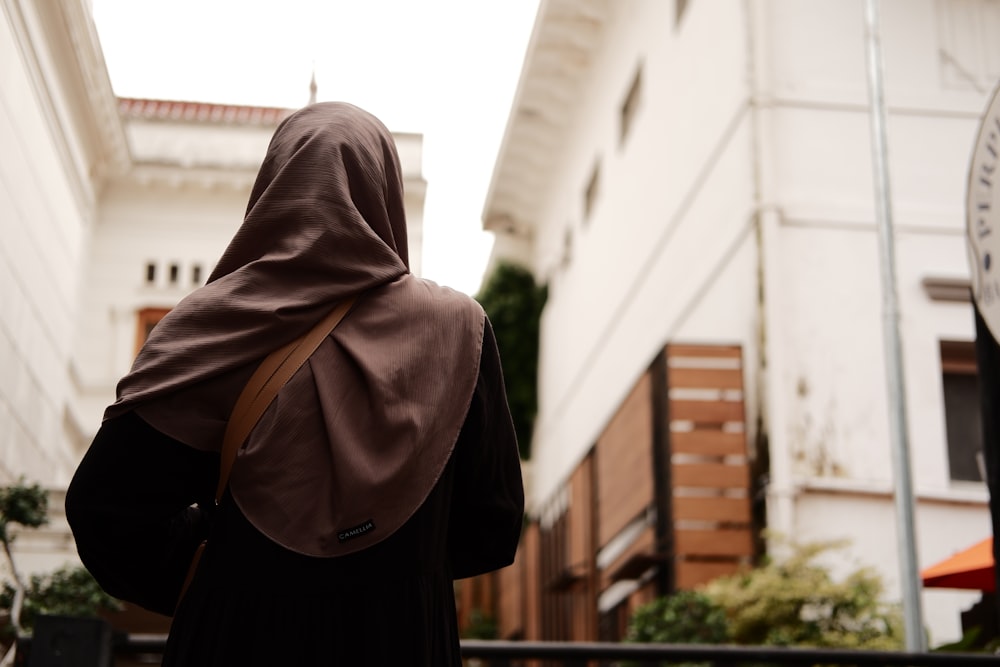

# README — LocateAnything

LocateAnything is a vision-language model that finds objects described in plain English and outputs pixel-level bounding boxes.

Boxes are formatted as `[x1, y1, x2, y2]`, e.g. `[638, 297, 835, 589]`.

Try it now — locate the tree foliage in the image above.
[627, 540, 903, 651]
[0, 482, 47, 544]
[0, 480, 119, 659]
[705, 540, 903, 649]
[1, 566, 120, 636]
[460, 608, 498, 640]
[627, 590, 728, 644]
[0, 479, 48, 651]
[476, 261, 547, 459]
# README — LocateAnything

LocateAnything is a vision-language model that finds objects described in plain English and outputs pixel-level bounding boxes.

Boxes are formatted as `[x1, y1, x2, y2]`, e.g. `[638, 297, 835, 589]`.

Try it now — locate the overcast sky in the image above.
[90, 0, 540, 295]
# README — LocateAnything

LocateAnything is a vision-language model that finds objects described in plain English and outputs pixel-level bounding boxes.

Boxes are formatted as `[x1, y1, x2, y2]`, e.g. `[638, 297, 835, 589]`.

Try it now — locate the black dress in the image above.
[65, 325, 524, 666]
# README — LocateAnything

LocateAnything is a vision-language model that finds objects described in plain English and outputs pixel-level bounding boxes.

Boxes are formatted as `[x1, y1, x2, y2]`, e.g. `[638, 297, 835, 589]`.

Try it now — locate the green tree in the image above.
[476, 261, 547, 459]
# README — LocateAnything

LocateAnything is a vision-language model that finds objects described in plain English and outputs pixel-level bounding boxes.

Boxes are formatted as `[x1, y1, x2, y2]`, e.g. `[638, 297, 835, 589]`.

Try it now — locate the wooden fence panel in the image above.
[596, 373, 653, 546]
[667, 344, 753, 589]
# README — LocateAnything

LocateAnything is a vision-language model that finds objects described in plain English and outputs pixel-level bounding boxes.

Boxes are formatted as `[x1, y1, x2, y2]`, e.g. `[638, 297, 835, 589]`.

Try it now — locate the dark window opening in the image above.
[941, 340, 984, 482]
[168, 263, 180, 284]
[676, 0, 690, 27]
[145, 262, 156, 284]
[620, 64, 643, 146]
[584, 162, 601, 223]
[192, 264, 203, 285]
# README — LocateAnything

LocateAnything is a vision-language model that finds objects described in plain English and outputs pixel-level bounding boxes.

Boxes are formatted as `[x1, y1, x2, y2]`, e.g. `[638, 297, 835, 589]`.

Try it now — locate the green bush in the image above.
[626, 540, 904, 653]
[461, 608, 498, 640]
[0, 481, 47, 542]
[703, 540, 902, 650]
[0, 480, 120, 649]
[0, 566, 120, 636]
[626, 590, 728, 644]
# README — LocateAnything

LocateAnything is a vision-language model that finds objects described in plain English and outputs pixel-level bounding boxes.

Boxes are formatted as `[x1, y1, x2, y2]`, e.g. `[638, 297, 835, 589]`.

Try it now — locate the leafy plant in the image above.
[462, 608, 498, 640]
[475, 261, 547, 459]
[627, 590, 729, 644]
[702, 540, 903, 650]
[626, 590, 729, 666]
[0, 480, 47, 643]
[0, 566, 121, 634]
[0, 480, 120, 667]
[931, 622, 1000, 653]
[625, 540, 904, 656]
[0, 483, 47, 541]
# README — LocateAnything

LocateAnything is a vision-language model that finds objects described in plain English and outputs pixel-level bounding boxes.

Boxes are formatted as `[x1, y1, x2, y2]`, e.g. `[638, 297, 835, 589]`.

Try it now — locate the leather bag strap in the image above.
[214, 295, 358, 502]
[177, 296, 358, 613]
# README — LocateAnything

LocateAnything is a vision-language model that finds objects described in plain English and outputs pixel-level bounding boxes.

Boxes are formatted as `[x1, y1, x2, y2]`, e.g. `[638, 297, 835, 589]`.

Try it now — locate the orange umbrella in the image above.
[921, 537, 995, 592]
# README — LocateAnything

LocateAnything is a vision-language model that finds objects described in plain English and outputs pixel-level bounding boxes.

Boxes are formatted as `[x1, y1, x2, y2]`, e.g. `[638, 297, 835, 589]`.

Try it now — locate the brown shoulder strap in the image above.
[214, 295, 358, 502]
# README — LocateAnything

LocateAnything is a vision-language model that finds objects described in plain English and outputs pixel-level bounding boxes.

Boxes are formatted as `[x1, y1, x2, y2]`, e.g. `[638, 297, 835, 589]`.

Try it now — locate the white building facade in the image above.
[483, 0, 998, 645]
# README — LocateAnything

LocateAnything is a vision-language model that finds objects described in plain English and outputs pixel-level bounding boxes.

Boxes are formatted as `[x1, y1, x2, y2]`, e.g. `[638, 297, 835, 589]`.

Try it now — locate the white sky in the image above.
[90, 0, 540, 296]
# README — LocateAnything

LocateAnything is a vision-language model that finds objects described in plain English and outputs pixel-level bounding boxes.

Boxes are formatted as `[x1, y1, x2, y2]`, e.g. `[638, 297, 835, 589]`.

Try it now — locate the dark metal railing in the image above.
[458, 640, 1000, 665]
[110, 636, 1000, 666]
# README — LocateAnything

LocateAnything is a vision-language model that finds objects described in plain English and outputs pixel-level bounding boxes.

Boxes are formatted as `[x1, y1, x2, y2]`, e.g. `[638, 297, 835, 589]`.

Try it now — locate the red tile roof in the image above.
[118, 98, 293, 125]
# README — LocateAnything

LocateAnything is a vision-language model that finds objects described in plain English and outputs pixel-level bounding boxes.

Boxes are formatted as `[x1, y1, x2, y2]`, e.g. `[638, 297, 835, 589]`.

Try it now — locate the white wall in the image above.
[72, 179, 250, 434]
[0, 1, 96, 485]
[754, 0, 992, 644]
[512, 0, 996, 644]
[793, 489, 989, 645]
[529, 0, 758, 503]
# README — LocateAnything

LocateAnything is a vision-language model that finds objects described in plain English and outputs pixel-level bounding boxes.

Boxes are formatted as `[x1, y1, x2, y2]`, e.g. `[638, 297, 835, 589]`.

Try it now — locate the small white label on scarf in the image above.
[338, 519, 375, 542]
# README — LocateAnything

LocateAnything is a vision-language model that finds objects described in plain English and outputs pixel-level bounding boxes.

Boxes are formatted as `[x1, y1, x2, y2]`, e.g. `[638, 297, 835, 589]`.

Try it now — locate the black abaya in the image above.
[66, 324, 523, 666]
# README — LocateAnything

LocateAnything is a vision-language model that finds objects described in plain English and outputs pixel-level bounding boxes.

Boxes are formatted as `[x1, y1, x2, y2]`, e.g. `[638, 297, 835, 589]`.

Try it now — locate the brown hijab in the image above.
[105, 102, 485, 557]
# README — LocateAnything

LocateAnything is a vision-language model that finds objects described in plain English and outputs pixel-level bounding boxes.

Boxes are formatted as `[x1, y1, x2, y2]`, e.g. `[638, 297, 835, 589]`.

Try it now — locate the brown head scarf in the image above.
[105, 102, 485, 557]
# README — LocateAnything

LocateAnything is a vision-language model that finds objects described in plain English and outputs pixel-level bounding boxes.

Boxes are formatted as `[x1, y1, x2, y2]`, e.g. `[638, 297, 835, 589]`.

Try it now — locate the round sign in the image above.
[968, 81, 1000, 341]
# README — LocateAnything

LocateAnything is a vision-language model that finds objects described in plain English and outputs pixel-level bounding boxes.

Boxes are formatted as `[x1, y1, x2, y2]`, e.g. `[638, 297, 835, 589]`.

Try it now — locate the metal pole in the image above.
[862, 0, 926, 652]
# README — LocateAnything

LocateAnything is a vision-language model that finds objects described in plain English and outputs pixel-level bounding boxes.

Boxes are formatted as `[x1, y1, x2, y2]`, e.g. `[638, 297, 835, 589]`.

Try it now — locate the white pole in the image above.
[862, 0, 926, 652]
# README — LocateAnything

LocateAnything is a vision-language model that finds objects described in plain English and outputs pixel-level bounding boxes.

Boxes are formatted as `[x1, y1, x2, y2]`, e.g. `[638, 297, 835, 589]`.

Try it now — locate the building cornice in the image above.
[122, 163, 260, 192]
[481, 0, 609, 240]
[118, 98, 293, 126]
[58, 0, 131, 175]
[2, 0, 130, 216]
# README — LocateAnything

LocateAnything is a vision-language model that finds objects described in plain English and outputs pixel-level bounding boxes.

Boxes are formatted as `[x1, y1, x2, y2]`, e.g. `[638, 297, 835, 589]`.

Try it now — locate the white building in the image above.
[483, 0, 997, 646]
[0, 0, 426, 578]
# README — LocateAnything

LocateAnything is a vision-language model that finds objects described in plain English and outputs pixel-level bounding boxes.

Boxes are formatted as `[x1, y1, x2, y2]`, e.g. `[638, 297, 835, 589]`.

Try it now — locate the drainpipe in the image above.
[744, 0, 796, 550]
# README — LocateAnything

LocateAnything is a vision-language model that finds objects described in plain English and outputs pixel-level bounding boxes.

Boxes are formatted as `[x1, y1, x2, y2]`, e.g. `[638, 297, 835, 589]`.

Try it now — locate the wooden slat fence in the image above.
[666, 344, 753, 589]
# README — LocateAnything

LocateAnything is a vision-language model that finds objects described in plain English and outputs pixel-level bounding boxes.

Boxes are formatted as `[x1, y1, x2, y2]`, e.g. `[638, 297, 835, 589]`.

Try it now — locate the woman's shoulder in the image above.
[399, 276, 485, 318]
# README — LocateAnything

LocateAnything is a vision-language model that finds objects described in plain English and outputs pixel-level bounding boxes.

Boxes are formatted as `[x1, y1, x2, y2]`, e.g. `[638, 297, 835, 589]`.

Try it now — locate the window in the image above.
[620, 64, 643, 146]
[584, 161, 601, 223]
[136, 307, 171, 355]
[145, 259, 207, 288]
[676, 0, 690, 27]
[561, 227, 574, 268]
[940, 340, 984, 482]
